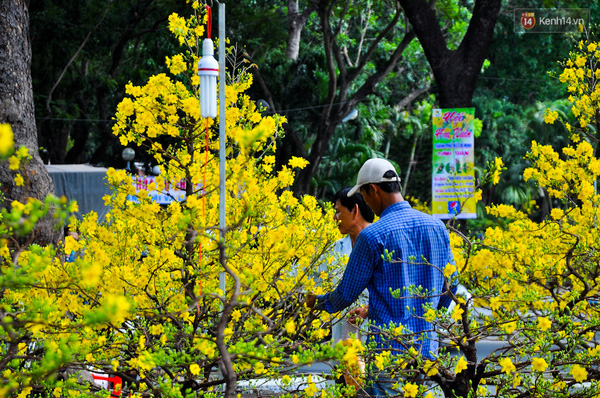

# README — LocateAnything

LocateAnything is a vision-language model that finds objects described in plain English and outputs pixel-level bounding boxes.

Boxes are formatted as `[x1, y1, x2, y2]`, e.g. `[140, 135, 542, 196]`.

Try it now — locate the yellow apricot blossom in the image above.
[402, 383, 419, 398]
[451, 306, 464, 322]
[455, 356, 468, 374]
[531, 357, 548, 372]
[423, 360, 439, 376]
[544, 109, 559, 124]
[537, 317, 552, 331]
[491, 157, 504, 184]
[0, 123, 14, 155]
[499, 357, 516, 375]
[305, 375, 318, 397]
[571, 364, 588, 382]
[14, 174, 24, 186]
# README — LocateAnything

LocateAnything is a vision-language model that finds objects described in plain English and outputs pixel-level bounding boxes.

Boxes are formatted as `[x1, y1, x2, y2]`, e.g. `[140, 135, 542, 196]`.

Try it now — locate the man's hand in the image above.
[305, 293, 316, 309]
[348, 306, 368, 325]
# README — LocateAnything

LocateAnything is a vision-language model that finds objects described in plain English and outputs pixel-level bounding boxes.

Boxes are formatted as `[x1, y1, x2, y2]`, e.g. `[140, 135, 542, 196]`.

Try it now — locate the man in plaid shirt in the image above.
[307, 158, 457, 397]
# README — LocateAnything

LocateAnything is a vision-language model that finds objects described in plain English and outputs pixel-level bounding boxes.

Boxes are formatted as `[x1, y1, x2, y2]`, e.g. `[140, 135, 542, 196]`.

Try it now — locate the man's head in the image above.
[348, 158, 402, 216]
[333, 188, 374, 235]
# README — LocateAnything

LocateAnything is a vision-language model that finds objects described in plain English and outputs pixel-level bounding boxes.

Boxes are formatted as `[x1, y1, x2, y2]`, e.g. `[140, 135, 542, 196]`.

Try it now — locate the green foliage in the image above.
[30, 0, 187, 165]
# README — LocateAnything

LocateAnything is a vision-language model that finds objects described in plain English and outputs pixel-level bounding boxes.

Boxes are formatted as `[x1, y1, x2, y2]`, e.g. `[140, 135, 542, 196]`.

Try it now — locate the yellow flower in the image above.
[402, 383, 419, 398]
[0, 124, 14, 155]
[8, 155, 19, 170]
[499, 357, 516, 375]
[285, 320, 296, 334]
[14, 174, 24, 186]
[254, 362, 266, 375]
[489, 296, 501, 311]
[537, 317, 551, 331]
[575, 55, 587, 67]
[424, 308, 436, 323]
[288, 156, 309, 169]
[544, 109, 559, 124]
[81, 263, 102, 287]
[531, 357, 548, 372]
[571, 364, 588, 382]
[190, 363, 200, 375]
[168, 13, 188, 37]
[166, 54, 187, 75]
[305, 376, 318, 397]
[392, 324, 404, 335]
[550, 208, 564, 220]
[502, 321, 517, 334]
[513, 375, 522, 387]
[101, 294, 131, 325]
[455, 356, 468, 374]
[444, 262, 456, 279]
[117, 97, 134, 117]
[423, 360, 438, 376]
[17, 387, 32, 398]
[16, 146, 28, 159]
[374, 351, 390, 370]
[489, 156, 504, 185]
[451, 306, 464, 322]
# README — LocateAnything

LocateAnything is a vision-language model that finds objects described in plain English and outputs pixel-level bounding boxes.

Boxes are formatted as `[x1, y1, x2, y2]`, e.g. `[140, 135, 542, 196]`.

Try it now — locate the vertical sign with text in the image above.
[432, 108, 477, 219]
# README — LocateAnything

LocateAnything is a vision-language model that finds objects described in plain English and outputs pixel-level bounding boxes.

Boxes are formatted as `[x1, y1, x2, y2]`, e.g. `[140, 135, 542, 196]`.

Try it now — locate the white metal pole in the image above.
[218, 2, 226, 297]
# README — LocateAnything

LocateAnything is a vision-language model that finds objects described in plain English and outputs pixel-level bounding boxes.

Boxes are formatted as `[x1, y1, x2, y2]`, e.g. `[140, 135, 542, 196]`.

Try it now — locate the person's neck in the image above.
[349, 219, 371, 246]
[380, 192, 404, 213]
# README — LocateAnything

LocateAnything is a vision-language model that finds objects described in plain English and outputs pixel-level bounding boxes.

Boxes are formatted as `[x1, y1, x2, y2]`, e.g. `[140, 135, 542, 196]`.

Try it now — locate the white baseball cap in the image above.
[348, 158, 400, 196]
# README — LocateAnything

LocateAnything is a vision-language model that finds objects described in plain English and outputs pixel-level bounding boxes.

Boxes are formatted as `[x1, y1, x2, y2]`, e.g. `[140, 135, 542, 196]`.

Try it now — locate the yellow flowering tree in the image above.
[546, 27, 600, 155]
[433, 33, 600, 397]
[0, 4, 354, 398]
[345, 33, 600, 398]
[0, 124, 89, 397]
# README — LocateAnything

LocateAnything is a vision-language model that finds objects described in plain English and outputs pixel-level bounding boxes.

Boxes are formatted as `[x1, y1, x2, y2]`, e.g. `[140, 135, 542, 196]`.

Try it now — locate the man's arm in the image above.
[306, 293, 316, 309]
[305, 234, 376, 313]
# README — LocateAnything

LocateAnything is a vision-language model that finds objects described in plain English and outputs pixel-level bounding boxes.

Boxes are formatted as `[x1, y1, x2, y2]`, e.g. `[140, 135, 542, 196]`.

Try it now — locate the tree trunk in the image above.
[0, 0, 59, 245]
[294, 2, 415, 195]
[286, 0, 312, 61]
[399, 0, 501, 108]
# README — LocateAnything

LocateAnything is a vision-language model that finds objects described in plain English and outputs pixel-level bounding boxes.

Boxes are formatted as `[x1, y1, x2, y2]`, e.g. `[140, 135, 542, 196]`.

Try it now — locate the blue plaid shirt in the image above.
[315, 201, 456, 357]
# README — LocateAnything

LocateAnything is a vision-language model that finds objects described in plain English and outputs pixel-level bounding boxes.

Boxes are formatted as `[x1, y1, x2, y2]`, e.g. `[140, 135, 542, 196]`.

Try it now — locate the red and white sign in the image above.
[521, 12, 536, 29]
[128, 176, 189, 205]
